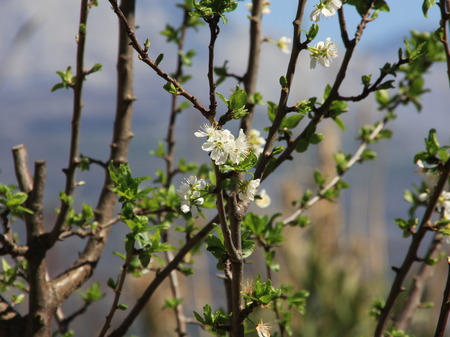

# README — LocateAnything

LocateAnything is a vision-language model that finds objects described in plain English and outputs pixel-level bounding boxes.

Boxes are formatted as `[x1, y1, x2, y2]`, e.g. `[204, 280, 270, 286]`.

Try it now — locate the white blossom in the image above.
[255, 189, 271, 208]
[248, 129, 266, 157]
[418, 190, 450, 220]
[228, 129, 250, 164]
[309, 38, 338, 69]
[201, 129, 235, 165]
[194, 123, 217, 138]
[439, 192, 450, 219]
[256, 320, 271, 337]
[197, 126, 249, 166]
[310, 0, 342, 22]
[238, 179, 260, 202]
[177, 176, 207, 218]
[277, 36, 292, 54]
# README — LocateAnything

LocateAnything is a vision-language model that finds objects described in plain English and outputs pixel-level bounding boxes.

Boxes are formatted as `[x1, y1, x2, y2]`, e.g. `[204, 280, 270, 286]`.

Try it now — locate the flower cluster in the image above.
[177, 176, 207, 218]
[310, 0, 342, 21]
[195, 124, 249, 165]
[308, 38, 338, 69]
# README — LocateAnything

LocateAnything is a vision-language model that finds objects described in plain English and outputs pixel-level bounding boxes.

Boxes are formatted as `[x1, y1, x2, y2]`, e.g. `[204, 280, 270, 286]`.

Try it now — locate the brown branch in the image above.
[438, 0, 450, 86]
[257, 2, 378, 181]
[164, 9, 190, 188]
[240, 0, 264, 134]
[52, 0, 91, 241]
[206, 14, 220, 118]
[107, 0, 213, 123]
[11, 144, 33, 193]
[24, 160, 53, 337]
[51, 0, 136, 309]
[374, 158, 450, 337]
[97, 242, 135, 337]
[254, 0, 307, 180]
[393, 233, 444, 331]
[434, 256, 450, 337]
[107, 216, 218, 337]
[229, 194, 244, 337]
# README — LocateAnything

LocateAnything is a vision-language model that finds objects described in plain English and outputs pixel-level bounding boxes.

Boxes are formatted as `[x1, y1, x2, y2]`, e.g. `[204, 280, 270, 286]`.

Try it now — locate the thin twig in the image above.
[205, 14, 220, 117]
[107, 0, 212, 123]
[97, 241, 135, 337]
[254, 0, 307, 180]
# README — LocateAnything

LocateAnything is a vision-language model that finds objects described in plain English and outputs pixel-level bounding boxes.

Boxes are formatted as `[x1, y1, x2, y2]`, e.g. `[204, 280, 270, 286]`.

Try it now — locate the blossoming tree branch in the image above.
[0, 0, 450, 337]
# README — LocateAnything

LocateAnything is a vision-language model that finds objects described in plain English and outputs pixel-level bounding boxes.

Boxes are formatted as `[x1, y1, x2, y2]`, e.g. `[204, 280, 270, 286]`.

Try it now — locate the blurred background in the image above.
[1, 0, 450, 336]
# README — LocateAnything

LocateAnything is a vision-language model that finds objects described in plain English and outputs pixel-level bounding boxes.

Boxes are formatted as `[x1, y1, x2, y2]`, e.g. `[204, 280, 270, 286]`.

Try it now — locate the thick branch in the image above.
[240, 0, 264, 133]
[24, 161, 53, 337]
[51, 0, 136, 306]
[374, 158, 450, 337]
[11, 144, 33, 193]
[393, 233, 444, 331]
[434, 256, 450, 337]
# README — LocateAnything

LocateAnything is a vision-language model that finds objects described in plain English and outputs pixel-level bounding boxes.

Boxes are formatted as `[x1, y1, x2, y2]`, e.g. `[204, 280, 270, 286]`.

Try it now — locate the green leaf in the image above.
[163, 82, 178, 95]
[313, 170, 325, 187]
[281, 114, 304, 130]
[362, 74, 372, 87]
[332, 116, 346, 131]
[360, 149, 377, 161]
[295, 139, 309, 153]
[309, 133, 324, 145]
[267, 101, 278, 123]
[228, 86, 247, 110]
[117, 303, 128, 310]
[307, 23, 319, 41]
[279, 76, 288, 88]
[80, 282, 104, 303]
[162, 297, 184, 309]
[377, 80, 395, 90]
[155, 53, 164, 66]
[422, 0, 436, 17]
